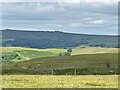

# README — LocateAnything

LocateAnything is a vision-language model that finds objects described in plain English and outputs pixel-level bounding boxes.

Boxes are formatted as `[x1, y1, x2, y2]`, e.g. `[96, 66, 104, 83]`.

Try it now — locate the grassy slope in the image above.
[2, 47, 118, 88]
[2, 46, 118, 54]
[1, 46, 66, 54]
[2, 46, 118, 74]
[72, 46, 118, 55]
[2, 75, 118, 88]
[2, 53, 118, 75]
[1, 47, 66, 62]
[1, 46, 117, 63]
[2, 46, 118, 57]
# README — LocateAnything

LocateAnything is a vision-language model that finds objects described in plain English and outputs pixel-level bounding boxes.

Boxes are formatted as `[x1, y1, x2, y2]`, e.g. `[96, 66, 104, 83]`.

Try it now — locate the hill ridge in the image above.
[3, 28, 118, 36]
[2, 29, 118, 48]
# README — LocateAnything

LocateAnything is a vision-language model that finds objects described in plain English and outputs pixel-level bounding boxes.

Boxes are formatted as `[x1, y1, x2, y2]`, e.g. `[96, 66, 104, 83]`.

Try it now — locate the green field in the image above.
[2, 46, 118, 54]
[1, 46, 118, 63]
[71, 46, 118, 55]
[2, 75, 118, 88]
[1, 47, 66, 63]
[1, 46, 66, 53]
[1, 46, 119, 88]
[2, 46, 118, 75]
[2, 53, 118, 75]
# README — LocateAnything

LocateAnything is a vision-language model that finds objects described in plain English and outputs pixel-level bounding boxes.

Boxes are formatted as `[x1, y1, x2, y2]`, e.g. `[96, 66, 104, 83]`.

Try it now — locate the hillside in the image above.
[2, 53, 118, 75]
[2, 29, 118, 48]
[1, 46, 66, 63]
[1, 46, 118, 64]
[71, 46, 118, 55]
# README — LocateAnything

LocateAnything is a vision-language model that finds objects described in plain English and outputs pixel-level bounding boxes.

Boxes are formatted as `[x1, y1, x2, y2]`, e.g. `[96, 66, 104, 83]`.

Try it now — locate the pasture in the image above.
[1, 46, 118, 63]
[2, 53, 118, 75]
[2, 46, 118, 54]
[1, 46, 119, 88]
[1, 47, 66, 63]
[72, 46, 118, 55]
[2, 75, 118, 88]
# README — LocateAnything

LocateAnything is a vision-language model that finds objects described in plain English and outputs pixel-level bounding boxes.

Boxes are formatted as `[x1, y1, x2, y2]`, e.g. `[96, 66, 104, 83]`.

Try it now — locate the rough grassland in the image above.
[1, 47, 66, 62]
[72, 46, 118, 55]
[1, 47, 66, 54]
[1, 46, 118, 63]
[2, 46, 118, 55]
[2, 75, 118, 88]
[1, 47, 119, 88]
[2, 53, 118, 75]
[0, 46, 118, 63]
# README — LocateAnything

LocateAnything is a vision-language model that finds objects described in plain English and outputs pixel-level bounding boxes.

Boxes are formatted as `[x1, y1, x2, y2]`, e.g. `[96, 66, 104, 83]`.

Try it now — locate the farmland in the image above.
[2, 46, 118, 54]
[1, 46, 119, 88]
[2, 53, 118, 75]
[2, 75, 118, 88]
[1, 2, 119, 89]
[2, 46, 118, 75]
[1, 46, 66, 63]
[1, 46, 118, 63]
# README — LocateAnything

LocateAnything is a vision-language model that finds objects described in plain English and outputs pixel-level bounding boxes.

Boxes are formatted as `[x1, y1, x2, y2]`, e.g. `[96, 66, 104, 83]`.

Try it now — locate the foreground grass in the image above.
[2, 75, 118, 88]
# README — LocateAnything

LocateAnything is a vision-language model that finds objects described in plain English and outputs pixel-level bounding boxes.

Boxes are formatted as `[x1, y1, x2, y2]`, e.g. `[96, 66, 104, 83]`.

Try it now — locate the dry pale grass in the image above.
[1, 75, 118, 88]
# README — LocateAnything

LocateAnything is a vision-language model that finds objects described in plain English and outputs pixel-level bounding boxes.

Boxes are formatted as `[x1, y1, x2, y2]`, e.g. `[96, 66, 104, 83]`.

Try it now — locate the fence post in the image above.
[51, 69, 54, 75]
[74, 69, 76, 75]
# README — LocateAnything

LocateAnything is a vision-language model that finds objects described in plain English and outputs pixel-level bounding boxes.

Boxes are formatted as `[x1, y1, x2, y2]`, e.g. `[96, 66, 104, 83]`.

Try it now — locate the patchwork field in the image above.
[2, 75, 118, 88]
[71, 46, 118, 55]
[2, 53, 118, 75]
[1, 46, 118, 63]
[2, 46, 118, 54]
[1, 46, 119, 88]
[1, 47, 66, 63]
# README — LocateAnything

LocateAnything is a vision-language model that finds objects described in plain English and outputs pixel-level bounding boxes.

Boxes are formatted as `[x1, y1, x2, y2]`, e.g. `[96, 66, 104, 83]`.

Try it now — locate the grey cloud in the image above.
[1, 2, 118, 35]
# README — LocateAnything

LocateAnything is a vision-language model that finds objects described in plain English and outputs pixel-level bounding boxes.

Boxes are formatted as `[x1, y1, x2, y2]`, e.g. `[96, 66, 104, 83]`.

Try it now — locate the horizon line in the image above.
[1, 28, 118, 36]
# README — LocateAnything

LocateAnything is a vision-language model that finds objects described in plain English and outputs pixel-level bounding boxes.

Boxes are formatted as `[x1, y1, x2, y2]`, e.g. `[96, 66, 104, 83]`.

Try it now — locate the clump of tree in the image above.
[89, 44, 106, 48]
[59, 53, 63, 56]
[59, 48, 72, 56]
[2, 52, 21, 64]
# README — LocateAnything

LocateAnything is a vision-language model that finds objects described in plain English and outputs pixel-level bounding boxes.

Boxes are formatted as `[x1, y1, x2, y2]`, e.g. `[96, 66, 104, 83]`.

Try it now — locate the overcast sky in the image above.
[0, 0, 118, 35]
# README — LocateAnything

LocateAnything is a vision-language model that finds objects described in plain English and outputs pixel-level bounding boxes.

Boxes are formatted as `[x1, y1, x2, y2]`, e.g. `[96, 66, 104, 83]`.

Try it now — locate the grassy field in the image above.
[2, 53, 118, 75]
[1, 47, 66, 63]
[1, 46, 118, 63]
[1, 46, 119, 88]
[2, 46, 118, 54]
[1, 46, 66, 53]
[72, 46, 118, 55]
[2, 75, 118, 88]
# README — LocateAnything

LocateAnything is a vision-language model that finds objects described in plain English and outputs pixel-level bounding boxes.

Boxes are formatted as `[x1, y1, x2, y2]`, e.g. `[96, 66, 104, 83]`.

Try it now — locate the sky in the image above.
[0, 0, 119, 35]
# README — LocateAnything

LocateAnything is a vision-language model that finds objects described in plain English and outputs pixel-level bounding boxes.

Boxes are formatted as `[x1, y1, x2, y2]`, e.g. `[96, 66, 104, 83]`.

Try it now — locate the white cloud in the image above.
[36, 5, 55, 12]
[1, 2, 118, 35]
[57, 25, 62, 26]
[82, 17, 92, 21]
[68, 23, 82, 27]
[37, 2, 40, 7]
[89, 20, 105, 24]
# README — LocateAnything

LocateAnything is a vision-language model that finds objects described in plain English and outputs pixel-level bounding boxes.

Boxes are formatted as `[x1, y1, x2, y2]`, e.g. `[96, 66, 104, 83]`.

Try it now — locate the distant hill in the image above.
[2, 29, 118, 48]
